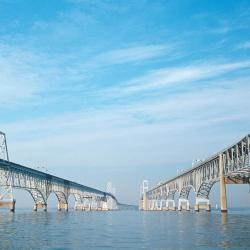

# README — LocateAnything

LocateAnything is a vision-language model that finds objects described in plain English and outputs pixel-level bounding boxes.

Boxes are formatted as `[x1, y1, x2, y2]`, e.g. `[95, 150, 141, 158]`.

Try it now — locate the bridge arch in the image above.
[197, 181, 216, 199]
[26, 188, 47, 211]
[179, 185, 196, 199]
[26, 188, 46, 202]
[46, 191, 68, 210]
[53, 191, 68, 204]
[167, 188, 178, 200]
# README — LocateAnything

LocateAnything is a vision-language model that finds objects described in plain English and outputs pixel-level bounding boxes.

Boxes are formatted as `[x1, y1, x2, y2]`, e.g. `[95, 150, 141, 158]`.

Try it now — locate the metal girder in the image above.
[0, 131, 118, 211]
[179, 185, 194, 199]
[197, 181, 215, 199]
[0, 160, 118, 210]
[146, 133, 250, 205]
[27, 188, 46, 205]
[0, 132, 9, 161]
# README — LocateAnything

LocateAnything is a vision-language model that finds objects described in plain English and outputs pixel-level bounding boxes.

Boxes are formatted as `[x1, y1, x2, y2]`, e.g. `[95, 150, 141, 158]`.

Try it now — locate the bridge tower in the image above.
[219, 153, 227, 212]
[106, 181, 117, 210]
[0, 131, 15, 212]
[139, 180, 149, 210]
[0, 131, 9, 161]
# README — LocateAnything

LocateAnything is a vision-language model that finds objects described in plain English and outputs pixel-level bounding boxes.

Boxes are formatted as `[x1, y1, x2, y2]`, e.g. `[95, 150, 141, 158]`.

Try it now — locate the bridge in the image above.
[0, 131, 118, 212]
[140, 133, 250, 212]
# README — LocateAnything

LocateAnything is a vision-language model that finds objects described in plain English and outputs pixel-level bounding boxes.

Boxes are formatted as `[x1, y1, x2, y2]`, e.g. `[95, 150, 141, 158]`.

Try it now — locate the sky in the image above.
[0, 0, 250, 206]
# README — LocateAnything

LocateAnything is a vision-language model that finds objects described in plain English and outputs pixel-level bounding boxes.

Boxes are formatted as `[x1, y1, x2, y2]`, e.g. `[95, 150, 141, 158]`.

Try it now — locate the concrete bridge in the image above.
[140, 133, 250, 212]
[0, 131, 118, 212]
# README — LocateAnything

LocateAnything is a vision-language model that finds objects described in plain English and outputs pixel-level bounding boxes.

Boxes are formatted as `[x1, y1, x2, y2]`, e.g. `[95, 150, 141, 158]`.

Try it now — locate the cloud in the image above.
[84, 45, 171, 68]
[122, 60, 250, 92]
[3, 72, 250, 167]
[235, 41, 250, 50]
[0, 44, 44, 105]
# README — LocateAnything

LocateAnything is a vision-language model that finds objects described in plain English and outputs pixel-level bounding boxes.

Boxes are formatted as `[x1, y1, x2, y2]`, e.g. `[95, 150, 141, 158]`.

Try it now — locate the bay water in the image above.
[0, 208, 250, 249]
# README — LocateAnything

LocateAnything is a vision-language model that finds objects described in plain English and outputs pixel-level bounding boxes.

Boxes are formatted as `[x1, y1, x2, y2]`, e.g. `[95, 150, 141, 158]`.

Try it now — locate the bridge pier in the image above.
[152, 200, 158, 210]
[90, 199, 98, 211]
[162, 200, 168, 210]
[101, 201, 108, 211]
[141, 193, 149, 210]
[219, 154, 227, 213]
[148, 200, 156, 210]
[85, 204, 91, 211]
[83, 199, 91, 211]
[33, 203, 47, 211]
[0, 199, 16, 212]
[178, 198, 190, 211]
[159, 200, 164, 210]
[194, 198, 210, 212]
[57, 202, 68, 211]
[166, 199, 176, 211]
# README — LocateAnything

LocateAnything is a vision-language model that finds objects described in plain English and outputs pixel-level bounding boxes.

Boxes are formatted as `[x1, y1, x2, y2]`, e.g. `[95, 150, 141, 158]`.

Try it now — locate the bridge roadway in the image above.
[140, 133, 250, 212]
[0, 159, 118, 212]
[0, 131, 118, 212]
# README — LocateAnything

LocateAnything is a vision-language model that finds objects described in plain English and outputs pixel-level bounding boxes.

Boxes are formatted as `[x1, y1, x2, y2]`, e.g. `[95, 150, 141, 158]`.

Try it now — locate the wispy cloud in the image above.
[4, 74, 250, 168]
[122, 60, 250, 92]
[84, 45, 171, 68]
[235, 41, 250, 50]
[0, 44, 44, 105]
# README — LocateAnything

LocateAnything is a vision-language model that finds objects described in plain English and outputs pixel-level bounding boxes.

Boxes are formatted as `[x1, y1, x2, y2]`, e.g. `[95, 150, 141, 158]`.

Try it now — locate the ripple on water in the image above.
[0, 209, 250, 249]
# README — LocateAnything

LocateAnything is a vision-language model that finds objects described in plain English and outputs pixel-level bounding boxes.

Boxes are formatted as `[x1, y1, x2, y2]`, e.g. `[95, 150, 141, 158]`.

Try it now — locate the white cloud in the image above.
[0, 44, 43, 105]
[0, 43, 174, 107]
[3, 74, 250, 169]
[236, 41, 250, 50]
[84, 45, 171, 68]
[122, 60, 250, 92]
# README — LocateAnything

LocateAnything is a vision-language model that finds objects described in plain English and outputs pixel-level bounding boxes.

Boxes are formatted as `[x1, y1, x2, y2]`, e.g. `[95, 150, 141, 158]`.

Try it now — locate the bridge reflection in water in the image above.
[140, 133, 250, 213]
[0, 131, 118, 212]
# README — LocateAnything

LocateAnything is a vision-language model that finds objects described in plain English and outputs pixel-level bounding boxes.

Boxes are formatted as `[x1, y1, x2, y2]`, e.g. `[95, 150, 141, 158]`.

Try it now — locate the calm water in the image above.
[0, 208, 250, 250]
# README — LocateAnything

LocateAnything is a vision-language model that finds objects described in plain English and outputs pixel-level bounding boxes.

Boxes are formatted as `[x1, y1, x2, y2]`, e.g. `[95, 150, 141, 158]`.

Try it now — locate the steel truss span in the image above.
[140, 133, 250, 212]
[0, 131, 118, 212]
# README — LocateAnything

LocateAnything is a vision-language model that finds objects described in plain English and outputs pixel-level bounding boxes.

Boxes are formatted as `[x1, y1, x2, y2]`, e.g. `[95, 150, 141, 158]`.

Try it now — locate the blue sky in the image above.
[1, 0, 250, 206]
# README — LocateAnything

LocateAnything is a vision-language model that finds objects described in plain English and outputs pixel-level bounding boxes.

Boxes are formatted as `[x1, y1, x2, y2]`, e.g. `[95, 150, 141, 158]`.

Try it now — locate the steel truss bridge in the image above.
[140, 133, 250, 212]
[0, 131, 118, 212]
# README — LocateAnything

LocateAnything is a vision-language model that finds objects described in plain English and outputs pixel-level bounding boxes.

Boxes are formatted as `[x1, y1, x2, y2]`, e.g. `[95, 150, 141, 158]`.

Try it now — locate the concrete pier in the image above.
[166, 199, 176, 211]
[0, 199, 16, 212]
[33, 203, 47, 211]
[219, 154, 227, 213]
[194, 197, 211, 212]
[58, 202, 68, 211]
[194, 203, 211, 212]
[178, 198, 190, 211]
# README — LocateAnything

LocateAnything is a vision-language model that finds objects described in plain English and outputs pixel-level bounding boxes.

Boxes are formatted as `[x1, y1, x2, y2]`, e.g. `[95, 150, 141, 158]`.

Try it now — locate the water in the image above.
[0, 208, 250, 250]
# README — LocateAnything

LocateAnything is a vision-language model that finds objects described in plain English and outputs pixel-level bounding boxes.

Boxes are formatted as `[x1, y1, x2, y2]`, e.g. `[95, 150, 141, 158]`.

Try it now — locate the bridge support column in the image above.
[0, 186, 15, 212]
[101, 201, 108, 211]
[97, 200, 103, 211]
[33, 203, 47, 211]
[153, 200, 158, 210]
[178, 198, 190, 211]
[0, 199, 16, 212]
[166, 199, 176, 211]
[57, 202, 68, 211]
[195, 198, 210, 212]
[86, 203, 91, 211]
[162, 200, 168, 210]
[149, 200, 153, 210]
[140, 193, 149, 210]
[153, 200, 157, 210]
[90, 199, 98, 211]
[74, 202, 81, 210]
[147, 200, 151, 210]
[159, 200, 164, 210]
[219, 153, 227, 213]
